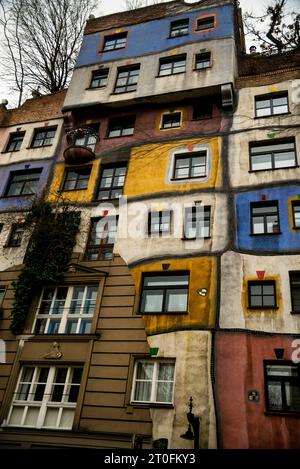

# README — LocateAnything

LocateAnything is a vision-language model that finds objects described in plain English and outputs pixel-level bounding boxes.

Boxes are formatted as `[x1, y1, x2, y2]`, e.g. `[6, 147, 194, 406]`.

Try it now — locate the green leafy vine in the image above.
[10, 198, 81, 335]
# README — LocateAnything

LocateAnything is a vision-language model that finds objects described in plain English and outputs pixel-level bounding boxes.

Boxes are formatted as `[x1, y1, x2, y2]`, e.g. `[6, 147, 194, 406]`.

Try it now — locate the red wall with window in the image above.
[215, 332, 300, 448]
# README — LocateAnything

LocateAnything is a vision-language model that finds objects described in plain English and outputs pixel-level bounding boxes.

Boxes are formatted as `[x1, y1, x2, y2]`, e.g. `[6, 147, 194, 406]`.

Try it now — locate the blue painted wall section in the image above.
[76, 4, 234, 68]
[0, 160, 52, 211]
[236, 185, 300, 252]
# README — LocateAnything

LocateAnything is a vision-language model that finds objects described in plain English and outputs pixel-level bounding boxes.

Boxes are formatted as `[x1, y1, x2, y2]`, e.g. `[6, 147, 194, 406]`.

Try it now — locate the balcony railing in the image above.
[63, 126, 99, 164]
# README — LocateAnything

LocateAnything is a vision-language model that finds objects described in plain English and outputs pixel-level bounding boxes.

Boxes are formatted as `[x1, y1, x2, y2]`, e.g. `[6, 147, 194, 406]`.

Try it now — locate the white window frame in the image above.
[6, 366, 82, 430]
[32, 285, 98, 334]
[131, 360, 175, 405]
[167, 144, 211, 186]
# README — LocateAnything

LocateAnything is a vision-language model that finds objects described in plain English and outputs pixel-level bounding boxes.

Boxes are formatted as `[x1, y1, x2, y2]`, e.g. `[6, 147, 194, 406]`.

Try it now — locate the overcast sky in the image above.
[0, 0, 299, 106]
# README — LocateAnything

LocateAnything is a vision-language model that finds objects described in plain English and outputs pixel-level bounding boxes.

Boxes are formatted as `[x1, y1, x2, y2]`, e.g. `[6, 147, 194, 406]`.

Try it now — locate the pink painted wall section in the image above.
[215, 333, 300, 449]
[58, 102, 224, 161]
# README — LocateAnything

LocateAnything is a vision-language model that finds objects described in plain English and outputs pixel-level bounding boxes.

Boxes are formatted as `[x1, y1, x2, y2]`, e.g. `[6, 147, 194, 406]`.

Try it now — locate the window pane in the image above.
[274, 152, 295, 168]
[250, 295, 262, 306]
[136, 362, 154, 380]
[267, 382, 283, 410]
[156, 382, 173, 403]
[285, 382, 300, 411]
[251, 154, 272, 170]
[253, 216, 265, 234]
[24, 407, 39, 426]
[144, 275, 189, 287]
[158, 363, 175, 380]
[267, 365, 298, 377]
[256, 107, 271, 117]
[166, 290, 188, 312]
[141, 290, 163, 312]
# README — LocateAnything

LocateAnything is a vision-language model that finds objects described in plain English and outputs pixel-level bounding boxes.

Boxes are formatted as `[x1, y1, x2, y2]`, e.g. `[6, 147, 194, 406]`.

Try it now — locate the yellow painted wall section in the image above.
[48, 160, 100, 204]
[130, 257, 216, 335]
[125, 137, 221, 198]
[242, 275, 282, 314]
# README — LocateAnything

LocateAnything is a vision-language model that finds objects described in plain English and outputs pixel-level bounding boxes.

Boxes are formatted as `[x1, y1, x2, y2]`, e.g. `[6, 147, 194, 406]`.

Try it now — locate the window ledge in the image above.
[61, 188, 89, 193]
[103, 135, 133, 140]
[182, 236, 211, 241]
[131, 402, 174, 409]
[160, 126, 181, 131]
[110, 90, 137, 96]
[155, 71, 186, 78]
[254, 112, 291, 119]
[247, 307, 279, 311]
[26, 144, 53, 149]
[248, 165, 299, 173]
[264, 411, 300, 418]
[290, 310, 300, 315]
[3, 244, 21, 248]
[193, 67, 211, 72]
[29, 333, 101, 342]
[169, 176, 207, 182]
[86, 86, 107, 90]
[292, 226, 300, 230]
[167, 34, 189, 39]
[140, 311, 188, 315]
[1, 194, 34, 199]
[1, 149, 21, 154]
[249, 232, 282, 236]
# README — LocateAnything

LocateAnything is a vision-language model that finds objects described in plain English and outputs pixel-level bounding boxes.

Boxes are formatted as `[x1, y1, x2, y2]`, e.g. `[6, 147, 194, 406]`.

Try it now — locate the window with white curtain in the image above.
[131, 360, 175, 404]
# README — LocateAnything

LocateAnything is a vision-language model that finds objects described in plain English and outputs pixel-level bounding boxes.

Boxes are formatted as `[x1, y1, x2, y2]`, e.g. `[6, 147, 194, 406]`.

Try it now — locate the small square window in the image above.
[140, 272, 189, 314]
[62, 168, 91, 191]
[248, 281, 276, 308]
[161, 112, 181, 129]
[107, 116, 135, 138]
[292, 201, 300, 229]
[255, 92, 289, 117]
[97, 164, 127, 200]
[169, 19, 189, 37]
[85, 216, 118, 261]
[173, 152, 207, 180]
[249, 139, 296, 171]
[159, 55, 186, 76]
[264, 361, 300, 413]
[31, 127, 57, 148]
[114, 65, 140, 94]
[131, 360, 175, 404]
[196, 16, 215, 31]
[148, 210, 172, 237]
[195, 52, 211, 69]
[103, 32, 127, 52]
[90, 69, 109, 88]
[193, 100, 213, 120]
[251, 201, 280, 235]
[5, 132, 25, 152]
[7, 224, 25, 247]
[4, 169, 42, 197]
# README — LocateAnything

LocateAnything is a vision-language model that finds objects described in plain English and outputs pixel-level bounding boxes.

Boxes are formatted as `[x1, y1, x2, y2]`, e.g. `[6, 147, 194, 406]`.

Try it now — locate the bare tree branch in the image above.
[125, 0, 166, 10]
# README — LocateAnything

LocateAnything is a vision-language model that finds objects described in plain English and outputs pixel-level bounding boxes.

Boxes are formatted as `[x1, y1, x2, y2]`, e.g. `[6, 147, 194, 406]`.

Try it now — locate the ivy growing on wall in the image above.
[10, 198, 81, 335]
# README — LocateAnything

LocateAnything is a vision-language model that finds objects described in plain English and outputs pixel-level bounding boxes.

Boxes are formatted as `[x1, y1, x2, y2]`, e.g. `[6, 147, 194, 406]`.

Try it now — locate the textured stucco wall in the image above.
[76, 4, 234, 68]
[235, 185, 300, 252]
[215, 332, 300, 449]
[220, 251, 300, 333]
[148, 330, 217, 449]
[64, 39, 235, 109]
[130, 256, 216, 335]
[0, 119, 63, 166]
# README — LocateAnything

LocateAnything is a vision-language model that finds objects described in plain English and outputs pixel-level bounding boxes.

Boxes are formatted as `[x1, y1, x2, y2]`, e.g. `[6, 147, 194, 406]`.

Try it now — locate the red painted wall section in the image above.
[215, 333, 300, 449]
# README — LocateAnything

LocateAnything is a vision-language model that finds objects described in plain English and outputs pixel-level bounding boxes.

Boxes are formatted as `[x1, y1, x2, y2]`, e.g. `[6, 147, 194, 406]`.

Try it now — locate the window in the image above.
[159, 55, 186, 76]
[5, 169, 42, 197]
[7, 366, 83, 429]
[31, 127, 56, 148]
[193, 100, 213, 120]
[5, 132, 25, 152]
[195, 52, 211, 69]
[148, 210, 172, 236]
[161, 112, 181, 129]
[131, 360, 175, 404]
[103, 32, 127, 52]
[292, 201, 300, 229]
[289, 272, 300, 313]
[173, 152, 207, 180]
[250, 139, 296, 171]
[74, 126, 98, 151]
[114, 65, 140, 94]
[251, 201, 280, 235]
[264, 362, 300, 413]
[184, 205, 211, 239]
[85, 217, 118, 261]
[62, 168, 91, 191]
[169, 19, 189, 37]
[196, 16, 215, 31]
[140, 272, 189, 313]
[255, 92, 289, 117]
[97, 164, 127, 200]
[248, 281, 276, 308]
[90, 69, 108, 88]
[6, 224, 24, 247]
[107, 116, 135, 138]
[33, 285, 98, 334]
